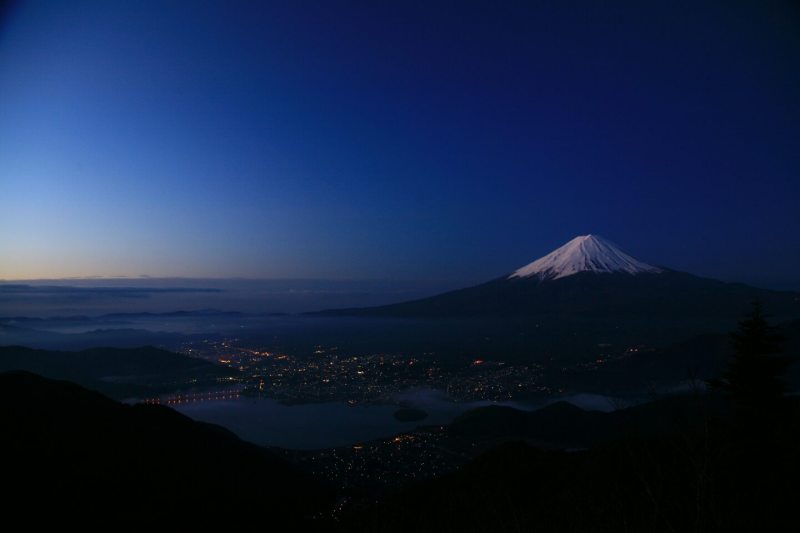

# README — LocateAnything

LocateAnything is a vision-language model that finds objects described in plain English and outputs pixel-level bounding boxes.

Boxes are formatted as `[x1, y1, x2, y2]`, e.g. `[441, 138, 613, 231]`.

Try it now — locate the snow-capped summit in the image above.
[509, 235, 662, 281]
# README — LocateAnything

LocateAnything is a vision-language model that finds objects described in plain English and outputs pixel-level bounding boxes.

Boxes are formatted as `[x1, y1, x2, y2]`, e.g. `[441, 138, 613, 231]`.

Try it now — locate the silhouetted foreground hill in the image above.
[1, 372, 333, 525]
[0, 345, 234, 398]
[343, 399, 800, 532]
[448, 393, 728, 449]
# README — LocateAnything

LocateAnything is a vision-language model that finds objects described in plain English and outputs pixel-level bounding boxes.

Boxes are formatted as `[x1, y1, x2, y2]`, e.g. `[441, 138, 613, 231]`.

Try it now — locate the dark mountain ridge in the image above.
[0, 345, 234, 398]
[316, 235, 800, 320]
[1, 371, 334, 525]
[320, 269, 800, 319]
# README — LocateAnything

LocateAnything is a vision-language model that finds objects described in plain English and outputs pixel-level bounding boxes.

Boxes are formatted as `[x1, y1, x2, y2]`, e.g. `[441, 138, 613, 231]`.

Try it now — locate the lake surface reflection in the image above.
[172, 388, 521, 449]
[171, 388, 630, 449]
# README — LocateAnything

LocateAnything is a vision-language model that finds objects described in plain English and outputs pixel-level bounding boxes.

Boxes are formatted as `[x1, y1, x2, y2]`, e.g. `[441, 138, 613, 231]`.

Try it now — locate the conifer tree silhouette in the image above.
[711, 302, 792, 425]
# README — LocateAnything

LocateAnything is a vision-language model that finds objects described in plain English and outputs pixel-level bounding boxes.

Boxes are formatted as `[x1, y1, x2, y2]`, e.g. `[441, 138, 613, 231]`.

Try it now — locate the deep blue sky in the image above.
[1, 1, 799, 287]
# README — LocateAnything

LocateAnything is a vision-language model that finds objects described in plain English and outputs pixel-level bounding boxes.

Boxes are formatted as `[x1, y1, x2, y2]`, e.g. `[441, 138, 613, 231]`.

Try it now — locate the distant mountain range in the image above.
[319, 235, 800, 319]
[0, 345, 234, 398]
[0, 309, 256, 323]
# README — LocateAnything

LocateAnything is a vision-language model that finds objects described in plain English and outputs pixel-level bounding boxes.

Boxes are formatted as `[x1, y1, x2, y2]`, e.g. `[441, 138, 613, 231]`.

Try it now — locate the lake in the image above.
[172, 388, 627, 449]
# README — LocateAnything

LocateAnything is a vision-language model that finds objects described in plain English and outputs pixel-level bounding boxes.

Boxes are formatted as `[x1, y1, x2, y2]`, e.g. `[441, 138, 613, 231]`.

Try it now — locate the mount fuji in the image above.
[319, 235, 800, 319]
[507, 235, 662, 280]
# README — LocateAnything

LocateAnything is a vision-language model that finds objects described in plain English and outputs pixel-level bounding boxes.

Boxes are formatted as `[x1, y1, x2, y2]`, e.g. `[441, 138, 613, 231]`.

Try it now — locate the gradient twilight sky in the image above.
[1, 1, 799, 287]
